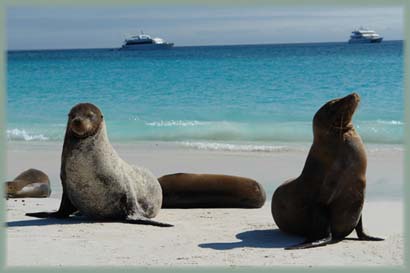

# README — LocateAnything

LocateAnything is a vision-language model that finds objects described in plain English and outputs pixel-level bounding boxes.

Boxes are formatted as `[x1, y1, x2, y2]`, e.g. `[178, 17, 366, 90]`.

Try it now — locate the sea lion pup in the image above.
[271, 93, 383, 249]
[6, 168, 51, 198]
[26, 103, 172, 227]
[158, 173, 266, 208]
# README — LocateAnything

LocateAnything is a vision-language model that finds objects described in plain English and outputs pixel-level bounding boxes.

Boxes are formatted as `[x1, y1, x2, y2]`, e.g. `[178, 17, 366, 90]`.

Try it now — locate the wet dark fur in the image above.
[271, 93, 383, 249]
[158, 173, 266, 208]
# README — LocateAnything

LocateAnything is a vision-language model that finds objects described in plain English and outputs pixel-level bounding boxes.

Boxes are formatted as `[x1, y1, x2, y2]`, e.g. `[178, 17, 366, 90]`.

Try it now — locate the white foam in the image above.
[180, 141, 291, 153]
[375, 120, 404, 125]
[6, 128, 49, 141]
[145, 120, 209, 127]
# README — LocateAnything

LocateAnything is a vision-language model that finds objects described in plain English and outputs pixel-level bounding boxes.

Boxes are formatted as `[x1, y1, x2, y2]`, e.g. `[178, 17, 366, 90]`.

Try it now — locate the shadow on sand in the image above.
[7, 217, 94, 227]
[198, 229, 304, 250]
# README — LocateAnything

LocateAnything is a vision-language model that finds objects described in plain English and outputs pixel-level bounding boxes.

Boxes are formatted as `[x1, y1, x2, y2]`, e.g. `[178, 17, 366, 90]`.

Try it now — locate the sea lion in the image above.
[271, 93, 383, 249]
[158, 173, 266, 208]
[6, 168, 51, 198]
[26, 103, 172, 227]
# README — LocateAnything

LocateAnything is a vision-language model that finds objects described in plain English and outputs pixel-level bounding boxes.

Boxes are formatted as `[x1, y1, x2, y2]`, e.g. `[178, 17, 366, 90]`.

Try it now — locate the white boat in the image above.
[120, 32, 174, 50]
[348, 28, 383, 44]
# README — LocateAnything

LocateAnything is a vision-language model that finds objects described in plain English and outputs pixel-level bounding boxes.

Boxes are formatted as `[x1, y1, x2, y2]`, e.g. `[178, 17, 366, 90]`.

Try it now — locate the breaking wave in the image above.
[7, 128, 49, 141]
[179, 142, 293, 152]
[5, 118, 403, 145]
[145, 120, 209, 127]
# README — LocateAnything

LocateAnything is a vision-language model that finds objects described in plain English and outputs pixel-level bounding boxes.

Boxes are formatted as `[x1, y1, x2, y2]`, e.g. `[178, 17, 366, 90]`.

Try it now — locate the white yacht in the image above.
[121, 32, 174, 50]
[348, 28, 383, 43]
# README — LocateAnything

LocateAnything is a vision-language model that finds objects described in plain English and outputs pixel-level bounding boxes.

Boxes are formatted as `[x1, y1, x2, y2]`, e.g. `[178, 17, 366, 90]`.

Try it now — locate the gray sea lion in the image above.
[26, 103, 172, 227]
[158, 173, 266, 208]
[271, 93, 383, 249]
[6, 168, 51, 198]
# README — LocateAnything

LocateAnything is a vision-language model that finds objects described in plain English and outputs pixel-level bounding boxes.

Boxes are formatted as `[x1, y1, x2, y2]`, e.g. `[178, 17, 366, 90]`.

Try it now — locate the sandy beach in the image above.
[5, 141, 404, 267]
[6, 5, 405, 267]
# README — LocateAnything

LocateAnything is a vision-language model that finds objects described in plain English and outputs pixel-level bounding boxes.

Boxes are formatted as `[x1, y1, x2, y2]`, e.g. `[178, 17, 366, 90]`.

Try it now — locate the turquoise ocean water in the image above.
[7, 41, 403, 151]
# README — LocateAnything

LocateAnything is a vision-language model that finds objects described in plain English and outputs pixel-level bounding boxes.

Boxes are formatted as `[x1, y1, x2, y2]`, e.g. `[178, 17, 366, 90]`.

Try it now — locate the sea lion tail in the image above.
[125, 215, 173, 227]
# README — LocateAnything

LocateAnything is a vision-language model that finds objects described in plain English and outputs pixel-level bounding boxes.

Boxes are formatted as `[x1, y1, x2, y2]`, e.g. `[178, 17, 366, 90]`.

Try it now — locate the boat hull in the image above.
[348, 37, 383, 44]
[120, 43, 174, 50]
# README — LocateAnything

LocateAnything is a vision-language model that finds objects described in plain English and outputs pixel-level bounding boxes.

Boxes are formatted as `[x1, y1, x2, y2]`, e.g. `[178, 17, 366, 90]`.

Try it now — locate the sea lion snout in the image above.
[331, 93, 360, 114]
[347, 92, 360, 102]
[340, 92, 360, 109]
[70, 117, 93, 137]
[313, 93, 360, 133]
[72, 118, 82, 126]
[5, 181, 16, 196]
[67, 103, 103, 138]
[335, 92, 360, 124]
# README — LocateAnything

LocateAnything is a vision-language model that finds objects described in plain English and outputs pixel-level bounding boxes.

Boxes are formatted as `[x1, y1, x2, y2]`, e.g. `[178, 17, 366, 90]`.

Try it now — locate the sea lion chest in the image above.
[64, 140, 131, 219]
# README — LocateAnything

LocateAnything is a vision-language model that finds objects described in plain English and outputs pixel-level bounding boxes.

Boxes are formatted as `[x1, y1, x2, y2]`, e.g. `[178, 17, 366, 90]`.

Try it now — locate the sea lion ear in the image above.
[101, 115, 104, 119]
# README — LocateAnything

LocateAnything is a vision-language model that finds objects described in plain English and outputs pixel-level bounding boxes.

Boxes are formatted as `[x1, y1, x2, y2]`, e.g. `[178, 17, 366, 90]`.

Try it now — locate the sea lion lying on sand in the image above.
[158, 173, 266, 208]
[271, 93, 383, 249]
[6, 168, 51, 198]
[26, 103, 172, 227]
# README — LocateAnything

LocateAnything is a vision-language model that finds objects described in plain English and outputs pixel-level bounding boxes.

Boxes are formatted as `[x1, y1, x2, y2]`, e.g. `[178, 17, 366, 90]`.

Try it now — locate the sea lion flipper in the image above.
[355, 215, 384, 241]
[25, 209, 79, 219]
[285, 206, 337, 250]
[26, 190, 77, 219]
[285, 233, 337, 250]
[26, 211, 65, 218]
[55, 190, 78, 216]
[125, 214, 173, 227]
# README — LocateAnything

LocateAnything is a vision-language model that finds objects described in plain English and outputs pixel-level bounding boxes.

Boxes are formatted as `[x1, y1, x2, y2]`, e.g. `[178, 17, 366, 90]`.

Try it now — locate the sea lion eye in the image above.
[86, 112, 95, 119]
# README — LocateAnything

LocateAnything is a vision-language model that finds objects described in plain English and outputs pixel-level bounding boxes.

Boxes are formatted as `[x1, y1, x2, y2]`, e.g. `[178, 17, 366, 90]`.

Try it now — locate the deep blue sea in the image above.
[7, 41, 403, 150]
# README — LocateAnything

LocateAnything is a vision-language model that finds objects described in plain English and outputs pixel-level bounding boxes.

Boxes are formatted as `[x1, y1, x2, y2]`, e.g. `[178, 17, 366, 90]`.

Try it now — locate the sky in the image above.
[6, 5, 404, 50]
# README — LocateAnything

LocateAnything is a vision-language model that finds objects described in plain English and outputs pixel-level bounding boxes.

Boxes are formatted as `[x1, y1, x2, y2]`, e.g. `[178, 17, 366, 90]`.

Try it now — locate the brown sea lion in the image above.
[158, 173, 266, 208]
[271, 93, 383, 249]
[26, 103, 172, 227]
[6, 168, 51, 198]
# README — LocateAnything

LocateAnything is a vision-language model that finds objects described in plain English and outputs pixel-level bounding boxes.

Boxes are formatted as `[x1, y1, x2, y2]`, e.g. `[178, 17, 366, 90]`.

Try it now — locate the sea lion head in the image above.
[313, 93, 360, 137]
[67, 103, 104, 139]
[5, 181, 18, 197]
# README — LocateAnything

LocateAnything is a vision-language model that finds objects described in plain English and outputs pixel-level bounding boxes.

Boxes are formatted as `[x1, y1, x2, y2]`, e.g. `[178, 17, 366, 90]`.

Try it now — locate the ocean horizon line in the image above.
[7, 39, 403, 53]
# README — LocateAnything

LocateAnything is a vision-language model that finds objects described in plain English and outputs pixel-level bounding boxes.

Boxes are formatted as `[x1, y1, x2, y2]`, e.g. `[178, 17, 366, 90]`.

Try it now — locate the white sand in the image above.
[5, 141, 404, 267]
